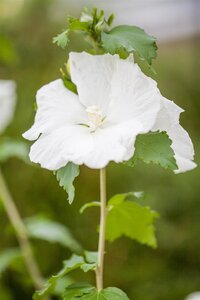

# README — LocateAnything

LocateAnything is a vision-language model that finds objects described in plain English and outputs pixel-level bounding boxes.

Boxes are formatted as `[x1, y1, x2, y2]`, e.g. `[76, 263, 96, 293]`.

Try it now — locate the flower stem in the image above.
[0, 168, 44, 290]
[96, 167, 107, 291]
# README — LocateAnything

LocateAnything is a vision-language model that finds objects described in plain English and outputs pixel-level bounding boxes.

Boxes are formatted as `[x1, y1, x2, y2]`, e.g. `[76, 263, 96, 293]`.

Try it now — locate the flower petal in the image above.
[69, 52, 118, 114]
[81, 119, 144, 169]
[29, 125, 93, 170]
[152, 98, 196, 173]
[0, 80, 16, 134]
[107, 57, 161, 132]
[29, 120, 144, 170]
[23, 79, 87, 141]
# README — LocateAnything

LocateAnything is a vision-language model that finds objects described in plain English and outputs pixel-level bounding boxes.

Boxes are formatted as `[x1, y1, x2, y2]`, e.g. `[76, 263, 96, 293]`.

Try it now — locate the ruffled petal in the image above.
[23, 79, 87, 141]
[29, 124, 95, 170]
[107, 57, 161, 132]
[152, 98, 196, 173]
[29, 120, 144, 170]
[69, 52, 118, 114]
[0, 80, 16, 134]
[81, 119, 144, 169]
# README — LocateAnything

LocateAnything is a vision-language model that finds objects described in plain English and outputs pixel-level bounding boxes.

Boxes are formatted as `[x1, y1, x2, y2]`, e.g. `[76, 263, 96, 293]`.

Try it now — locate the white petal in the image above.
[0, 80, 16, 134]
[69, 52, 118, 114]
[185, 292, 200, 300]
[82, 119, 144, 169]
[23, 79, 87, 141]
[107, 57, 161, 132]
[29, 125, 93, 170]
[152, 98, 196, 173]
[29, 120, 144, 170]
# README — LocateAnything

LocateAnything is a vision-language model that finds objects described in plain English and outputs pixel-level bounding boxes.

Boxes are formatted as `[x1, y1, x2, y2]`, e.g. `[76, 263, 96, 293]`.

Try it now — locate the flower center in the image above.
[86, 105, 103, 132]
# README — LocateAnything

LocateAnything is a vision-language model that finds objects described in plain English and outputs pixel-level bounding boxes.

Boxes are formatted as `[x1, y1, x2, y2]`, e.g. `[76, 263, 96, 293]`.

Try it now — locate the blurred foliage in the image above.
[0, 0, 200, 299]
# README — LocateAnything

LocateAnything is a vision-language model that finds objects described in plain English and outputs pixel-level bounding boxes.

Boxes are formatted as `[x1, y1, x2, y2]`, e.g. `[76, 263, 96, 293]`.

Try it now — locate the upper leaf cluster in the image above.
[53, 7, 157, 66]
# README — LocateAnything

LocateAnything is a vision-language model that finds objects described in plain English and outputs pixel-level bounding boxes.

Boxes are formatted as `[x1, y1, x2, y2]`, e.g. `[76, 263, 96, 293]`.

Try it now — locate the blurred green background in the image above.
[0, 0, 200, 299]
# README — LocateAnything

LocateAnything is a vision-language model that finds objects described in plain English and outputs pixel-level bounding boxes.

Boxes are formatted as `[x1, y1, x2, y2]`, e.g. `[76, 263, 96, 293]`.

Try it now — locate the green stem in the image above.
[96, 167, 107, 291]
[0, 168, 44, 290]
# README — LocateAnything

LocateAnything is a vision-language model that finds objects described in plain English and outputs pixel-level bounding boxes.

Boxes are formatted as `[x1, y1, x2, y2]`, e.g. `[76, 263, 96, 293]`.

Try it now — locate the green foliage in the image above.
[24, 215, 82, 253]
[53, 7, 158, 67]
[53, 8, 114, 51]
[0, 248, 22, 275]
[54, 162, 80, 204]
[0, 138, 29, 163]
[33, 253, 97, 299]
[53, 30, 69, 49]
[63, 282, 94, 299]
[64, 284, 130, 300]
[79, 201, 100, 214]
[106, 193, 159, 248]
[0, 34, 18, 66]
[53, 276, 74, 296]
[101, 25, 157, 65]
[60, 67, 77, 94]
[125, 131, 177, 170]
[81, 251, 97, 272]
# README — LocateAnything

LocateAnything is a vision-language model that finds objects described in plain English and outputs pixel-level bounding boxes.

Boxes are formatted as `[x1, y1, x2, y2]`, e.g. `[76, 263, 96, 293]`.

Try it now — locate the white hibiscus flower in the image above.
[23, 52, 196, 172]
[185, 292, 200, 300]
[0, 80, 16, 134]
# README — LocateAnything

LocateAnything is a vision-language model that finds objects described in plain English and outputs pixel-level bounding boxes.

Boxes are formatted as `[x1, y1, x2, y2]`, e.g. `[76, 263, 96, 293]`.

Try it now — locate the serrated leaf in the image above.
[0, 248, 22, 275]
[53, 30, 69, 49]
[53, 8, 113, 51]
[54, 162, 80, 204]
[64, 283, 95, 299]
[125, 131, 177, 170]
[33, 255, 84, 300]
[0, 138, 29, 163]
[53, 276, 74, 296]
[34, 253, 97, 299]
[106, 193, 159, 248]
[25, 216, 82, 253]
[80, 251, 97, 272]
[84, 251, 97, 264]
[79, 201, 100, 214]
[101, 25, 157, 65]
[64, 285, 130, 300]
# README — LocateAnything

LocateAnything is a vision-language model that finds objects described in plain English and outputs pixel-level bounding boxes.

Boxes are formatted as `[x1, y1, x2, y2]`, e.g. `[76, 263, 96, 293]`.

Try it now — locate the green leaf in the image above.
[80, 251, 97, 272]
[101, 25, 157, 65]
[68, 18, 90, 32]
[64, 283, 95, 299]
[84, 251, 97, 264]
[60, 67, 77, 94]
[0, 138, 29, 163]
[106, 193, 159, 248]
[53, 276, 74, 296]
[79, 201, 100, 214]
[125, 131, 177, 170]
[64, 285, 130, 300]
[53, 30, 69, 49]
[54, 162, 80, 204]
[0, 248, 22, 275]
[99, 287, 130, 300]
[34, 253, 97, 299]
[33, 255, 84, 300]
[25, 216, 82, 253]
[53, 8, 114, 51]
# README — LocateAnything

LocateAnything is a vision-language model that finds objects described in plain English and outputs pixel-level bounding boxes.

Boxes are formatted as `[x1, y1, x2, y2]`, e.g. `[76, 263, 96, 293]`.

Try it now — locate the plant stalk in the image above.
[0, 168, 44, 290]
[96, 167, 107, 291]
